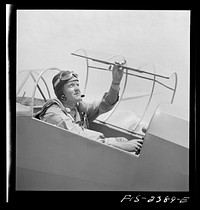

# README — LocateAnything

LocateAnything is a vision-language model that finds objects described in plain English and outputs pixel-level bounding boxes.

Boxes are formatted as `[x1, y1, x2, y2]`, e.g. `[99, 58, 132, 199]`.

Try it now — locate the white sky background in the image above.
[16, 10, 190, 120]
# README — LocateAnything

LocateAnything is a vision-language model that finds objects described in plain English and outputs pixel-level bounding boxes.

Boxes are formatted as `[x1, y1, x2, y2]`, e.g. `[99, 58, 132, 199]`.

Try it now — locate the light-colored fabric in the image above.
[42, 105, 105, 142]
[36, 85, 119, 142]
[16, 103, 32, 116]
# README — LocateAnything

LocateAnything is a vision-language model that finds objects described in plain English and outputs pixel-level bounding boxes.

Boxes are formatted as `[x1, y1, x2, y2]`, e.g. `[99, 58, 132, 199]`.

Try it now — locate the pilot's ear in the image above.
[61, 94, 67, 101]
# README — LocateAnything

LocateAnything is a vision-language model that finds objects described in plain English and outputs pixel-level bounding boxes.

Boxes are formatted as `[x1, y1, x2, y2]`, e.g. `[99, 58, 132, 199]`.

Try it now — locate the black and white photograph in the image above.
[6, 6, 195, 207]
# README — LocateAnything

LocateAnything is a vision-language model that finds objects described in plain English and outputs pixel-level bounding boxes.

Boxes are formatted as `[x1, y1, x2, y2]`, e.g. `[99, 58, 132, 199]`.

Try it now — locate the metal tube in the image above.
[170, 72, 178, 104]
[17, 72, 30, 96]
[31, 67, 62, 116]
[88, 65, 175, 91]
[71, 53, 170, 79]
[95, 119, 144, 138]
[88, 65, 154, 81]
[30, 72, 47, 102]
[31, 71, 51, 100]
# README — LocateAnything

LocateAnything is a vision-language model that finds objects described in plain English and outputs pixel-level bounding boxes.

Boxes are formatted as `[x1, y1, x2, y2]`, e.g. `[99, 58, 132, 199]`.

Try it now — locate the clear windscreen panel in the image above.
[16, 68, 61, 108]
[144, 71, 177, 125]
[103, 62, 156, 132]
[17, 70, 45, 107]
[72, 49, 177, 134]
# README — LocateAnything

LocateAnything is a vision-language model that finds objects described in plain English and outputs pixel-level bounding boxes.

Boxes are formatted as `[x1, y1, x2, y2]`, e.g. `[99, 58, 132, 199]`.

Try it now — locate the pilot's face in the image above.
[62, 80, 82, 103]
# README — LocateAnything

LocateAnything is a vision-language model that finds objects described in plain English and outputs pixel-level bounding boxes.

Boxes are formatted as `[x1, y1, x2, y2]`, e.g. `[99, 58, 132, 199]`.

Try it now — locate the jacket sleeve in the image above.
[81, 85, 119, 122]
[41, 105, 105, 142]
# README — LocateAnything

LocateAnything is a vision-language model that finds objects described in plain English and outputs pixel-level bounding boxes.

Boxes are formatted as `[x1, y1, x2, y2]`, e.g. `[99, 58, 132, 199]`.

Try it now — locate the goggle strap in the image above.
[54, 78, 60, 87]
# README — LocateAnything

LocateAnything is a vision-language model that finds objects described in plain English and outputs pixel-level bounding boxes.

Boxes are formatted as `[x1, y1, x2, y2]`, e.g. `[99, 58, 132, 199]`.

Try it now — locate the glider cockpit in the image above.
[16, 49, 189, 191]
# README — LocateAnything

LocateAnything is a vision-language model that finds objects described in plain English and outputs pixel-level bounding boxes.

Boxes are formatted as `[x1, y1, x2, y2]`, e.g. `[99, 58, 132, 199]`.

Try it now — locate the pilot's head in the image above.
[52, 70, 82, 103]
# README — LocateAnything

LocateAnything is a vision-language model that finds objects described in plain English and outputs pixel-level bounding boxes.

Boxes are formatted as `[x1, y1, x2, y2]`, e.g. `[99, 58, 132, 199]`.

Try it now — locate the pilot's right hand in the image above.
[117, 139, 143, 152]
[105, 137, 143, 152]
[110, 59, 126, 85]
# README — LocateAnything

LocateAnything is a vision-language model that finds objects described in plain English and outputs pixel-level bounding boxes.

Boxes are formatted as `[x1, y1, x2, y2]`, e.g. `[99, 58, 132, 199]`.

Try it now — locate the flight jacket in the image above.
[34, 85, 119, 142]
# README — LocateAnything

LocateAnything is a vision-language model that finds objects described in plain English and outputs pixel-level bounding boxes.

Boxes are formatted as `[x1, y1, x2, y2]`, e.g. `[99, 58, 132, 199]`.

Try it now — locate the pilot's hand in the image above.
[117, 139, 143, 152]
[106, 137, 143, 153]
[110, 59, 126, 85]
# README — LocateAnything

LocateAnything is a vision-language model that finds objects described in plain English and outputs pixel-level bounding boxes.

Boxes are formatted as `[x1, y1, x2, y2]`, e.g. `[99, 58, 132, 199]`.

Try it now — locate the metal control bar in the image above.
[71, 52, 170, 80]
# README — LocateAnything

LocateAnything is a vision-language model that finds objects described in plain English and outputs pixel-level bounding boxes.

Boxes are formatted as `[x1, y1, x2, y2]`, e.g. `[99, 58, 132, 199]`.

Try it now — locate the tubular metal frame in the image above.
[16, 51, 178, 137]
[31, 67, 62, 116]
[72, 50, 178, 135]
[17, 69, 51, 100]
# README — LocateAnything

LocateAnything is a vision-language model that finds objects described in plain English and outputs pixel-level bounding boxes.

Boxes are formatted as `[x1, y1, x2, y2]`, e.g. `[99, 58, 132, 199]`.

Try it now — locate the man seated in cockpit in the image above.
[35, 62, 143, 153]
